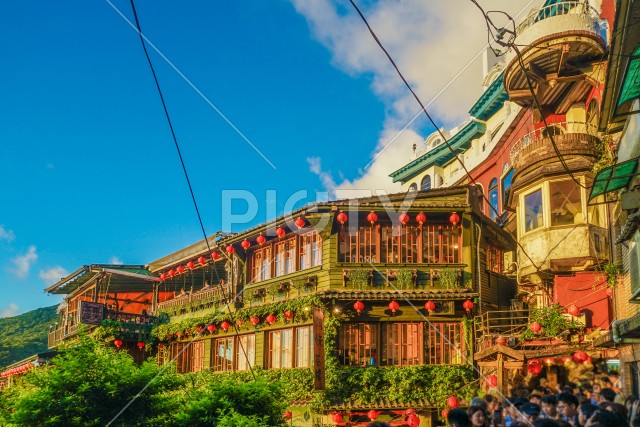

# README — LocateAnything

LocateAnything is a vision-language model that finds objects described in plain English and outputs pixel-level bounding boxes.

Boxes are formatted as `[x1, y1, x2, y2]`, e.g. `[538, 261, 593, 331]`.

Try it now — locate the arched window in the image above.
[489, 178, 499, 220]
[408, 183, 417, 193]
[420, 175, 431, 191]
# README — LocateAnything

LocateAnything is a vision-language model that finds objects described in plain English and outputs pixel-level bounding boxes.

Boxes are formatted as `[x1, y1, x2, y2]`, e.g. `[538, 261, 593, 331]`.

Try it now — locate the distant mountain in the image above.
[0, 305, 57, 368]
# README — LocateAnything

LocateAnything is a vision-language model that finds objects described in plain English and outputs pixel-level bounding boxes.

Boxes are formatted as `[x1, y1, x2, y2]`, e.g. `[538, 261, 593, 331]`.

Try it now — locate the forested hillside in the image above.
[0, 305, 57, 367]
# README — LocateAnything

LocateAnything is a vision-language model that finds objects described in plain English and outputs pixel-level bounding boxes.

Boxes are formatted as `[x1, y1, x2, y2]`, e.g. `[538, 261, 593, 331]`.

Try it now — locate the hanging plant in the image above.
[438, 268, 460, 289]
[598, 262, 620, 288]
[520, 304, 584, 341]
[349, 268, 372, 289]
[396, 269, 415, 290]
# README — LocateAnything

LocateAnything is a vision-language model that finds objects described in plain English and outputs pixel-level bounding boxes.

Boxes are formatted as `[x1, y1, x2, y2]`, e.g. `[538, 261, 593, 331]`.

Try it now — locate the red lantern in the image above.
[177, 265, 185, 274]
[226, 245, 235, 254]
[367, 410, 381, 420]
[256, 234, 266, 245]
[221, 321, 231, 331]
[416, 212, 427, 225]
[160, 273, 167, 281]
[388, 300, 400, 313]
[283, 411, 293, 420]
[207, 324, 216, 333]
[449, 212, 460, 226]
[399, 212, 410, 225]
[424, 300, 436, 313]
[495, 336, 507, 345]
[606, 287, 613, 297]
[284, 310, 294, 320]
[331, 413, 343, 423]
[567, 305, 580, 316]
[336, 211, 348, 225]
[266, 314, 277, 324]
[529, 322, 542, 333]
[137, 341, 145, 351]
[407, 414, 420, 427]
[447, 395, 460, 409]
[276, 227, 286, 238]
[573, 350, 588, 363]
[528, 363, 543, 375]
[442, 409, 450, 419]
[463, 300, 474, 313]
[250, 315, 260, 326]
[354, 301, 365, 315]
[295, 217, 306, 229]
[486, 374, 498, 387]
[197, 256, 207, 265]
[211, 251, 220, 261]
[168, 269, 175, 277]
[236, 318, 243, 327]
[367, 211, 378, 226]
[186, 261, 195, 270]
[241, 239, 251, 250]
[195, 325, 204, 334]
[114, 339, 123, 349]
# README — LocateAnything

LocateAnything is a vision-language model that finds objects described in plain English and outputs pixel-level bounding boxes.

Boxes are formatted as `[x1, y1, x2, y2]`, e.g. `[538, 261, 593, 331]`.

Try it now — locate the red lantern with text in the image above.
[221, 321, 231, 331]
[266, 314, 277, 324]
[283, 411, 292, 421]
[573, 350, 588, 363]
[160, 273, 167, 281]
[530, 322, 542, 333]
[197, 256, 207, 265]
[114, 339, 123, 349]
[331, 413, 343, 423]
[399, 212, 410, 225]
[250, 316, 260, 326]
[295, 217, 306, 229]
[367, 211, 378, 226]
[284, 310, 294, 320]
[442, 409, 450, 419]
[606, 287, 613, 297]
[241, 239, 251, 250]
[226, 245, 235, 254]
[407, 414, 420, 427]
[186, 261, 195, 270]
[256, 234, 266, 245]
[495, 336, 507, 345]
[425, 300, 436, 314]
[450, 212, 460, 227]
[276, 227, 286, 238]
[211, 252, 220, 261]
[177, 265, 185, 274]
[486, 374, 498, 388]
[137, 341, 145, 351]
[367, 410, 381, 421]
[567, 305, 580, 316]
[336, 211, 348, 225]
[207, 324, 216, 333]
[354, 301, 365, 315]
[463, 300, 474, 313]
[416, 212, 427, 225]
[388, 300, 400, 313]
[447, 395, 460, 409]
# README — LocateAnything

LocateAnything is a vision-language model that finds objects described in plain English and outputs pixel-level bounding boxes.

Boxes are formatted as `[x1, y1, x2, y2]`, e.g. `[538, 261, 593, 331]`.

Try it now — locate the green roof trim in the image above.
[389, 120, 486, 183]
[589, 157, 640, 201]
[468, 73, 507, 121]
[617, 44, 640, 109]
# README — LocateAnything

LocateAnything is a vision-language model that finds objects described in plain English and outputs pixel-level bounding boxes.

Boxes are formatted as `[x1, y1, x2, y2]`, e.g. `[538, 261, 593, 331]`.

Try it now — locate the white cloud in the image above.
[0, 303, 19, 318]
[0, 225, 15, 242]
[11, 245, 37, 279]
[307, 157, 337, 196]
[110, 256, 123, 265]
[292, 0, 534, 195]
[39, 266, 69, 285]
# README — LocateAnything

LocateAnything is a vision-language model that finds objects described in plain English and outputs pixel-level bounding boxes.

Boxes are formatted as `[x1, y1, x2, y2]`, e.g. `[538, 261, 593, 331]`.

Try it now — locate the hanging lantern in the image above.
[236, 318, 243, 327]
[226, 245, 235, 254]
[407, 414, 420, 427]
[416, 212, 427, 225]
[256, 234, 266, 245]
[241, 239, 251, 250]
[114, 339, 123, 349]
[283, 411, 293, 421]
[567, 305, 580, 317]
[449, 212, 460, 226]
[545, 358, 554, 365]
[606, 287, 613, 297]
[585, 355, 593, 364]
[137, 341, 145, 351]
[336, 211, 348, 225]
[211, 252, 220, 261]
[447, 395, 460, 409]
[353, 301, 365, 315]
[463, 300, 474, 313]
[331, 413, 343, 423]
[495, 336, 507, 345]
[206, 324, 216, 333]
[367, 211, 378, 226]
[529, 322, 542, 333]
[197, 256, 207, 265]
[221, 321, 231, 331]
[486, 374, 498, 388]
[367, 410, 381, 421]
[276, 227, 286, 238]
[250, 316, 260, 326]
[399, 212, 410, 225]
[195, 325, 204, 334]
[442, 409, 450, 419]
[160, 273, 167, 281]
[424, 300, 436, 314]
[187, 261, 195, 270]
[295, 216, 306, 229]
[168, 269, 176, 277]
[528, 363, 543, 375]
[573, 350, 588, 363]
[266, 314, 277, 324]
[388, 300, 400, 313]
[177, 265, 185, 274]
[284, 310, 294, 320]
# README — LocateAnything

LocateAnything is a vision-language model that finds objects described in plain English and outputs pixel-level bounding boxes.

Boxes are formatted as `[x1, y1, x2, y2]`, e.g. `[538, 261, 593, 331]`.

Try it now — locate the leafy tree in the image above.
[0, 305, 57, 368]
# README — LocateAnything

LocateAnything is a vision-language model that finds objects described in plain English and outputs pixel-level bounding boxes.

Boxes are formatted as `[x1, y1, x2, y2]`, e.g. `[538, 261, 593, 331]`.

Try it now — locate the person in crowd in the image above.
[449, 408, 472, 427]
[601, 388, 616, 403]
[366, 423, 391, 427]
[541, 394, 559, 420]
[578, 403, 598, 427]
[200, 280, 211, 292]
[557, 392, 580, 427]
[603, 402, 628, 425]
[530, 392, 544, 407]
[174, 287, 187, 298]
[485, 395, 502, 427]
[608, 372, 622, 393]
[471, 397, 489, 414]
[535, 419, 561, 427]
[469, 405, 488, 427]
[520, 402, 542, 424]
[624, 396, 637, 422]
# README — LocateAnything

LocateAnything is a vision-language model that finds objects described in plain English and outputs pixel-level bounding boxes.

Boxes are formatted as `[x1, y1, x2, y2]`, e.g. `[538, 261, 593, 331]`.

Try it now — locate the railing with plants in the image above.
[520, 304, 584, 341]
[155, 282, 233, 316]
[343, 267, 465, 289]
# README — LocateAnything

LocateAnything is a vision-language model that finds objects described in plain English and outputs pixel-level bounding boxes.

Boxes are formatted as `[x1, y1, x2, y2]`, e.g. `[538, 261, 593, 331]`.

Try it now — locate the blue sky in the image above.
[0, 0, 532, 315]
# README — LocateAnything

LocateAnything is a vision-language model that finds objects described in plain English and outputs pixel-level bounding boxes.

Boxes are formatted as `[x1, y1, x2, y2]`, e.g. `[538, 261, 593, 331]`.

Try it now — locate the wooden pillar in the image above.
[497, 353, 505, 397]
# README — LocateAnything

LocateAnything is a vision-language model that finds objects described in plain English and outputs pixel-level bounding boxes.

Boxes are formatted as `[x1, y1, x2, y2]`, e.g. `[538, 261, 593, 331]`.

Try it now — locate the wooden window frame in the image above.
[267, 326, 314, 369]
[380, 322, 423, 366]
[236, 334, 256, 372]
[425, 322, 464, 365]
[251, 246, 272, 283]
[275, 238, 297, 277]
[338, 323, 378, 366]
[300, 231, 322, 270]
[486, 244, 504, 274]
[213, 337, 234, 372]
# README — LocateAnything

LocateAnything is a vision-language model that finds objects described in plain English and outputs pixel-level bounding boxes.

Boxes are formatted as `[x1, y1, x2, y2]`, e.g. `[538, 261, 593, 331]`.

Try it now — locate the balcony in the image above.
[48, 323, 79, 349]
[509, 121, 599, 174]
[475, 309, 530, 349]
[155, 282, 233, 316]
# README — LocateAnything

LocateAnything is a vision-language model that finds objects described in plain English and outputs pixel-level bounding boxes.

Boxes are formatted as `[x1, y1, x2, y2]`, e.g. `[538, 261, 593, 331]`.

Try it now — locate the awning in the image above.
[617, 44, 640, 111]
[589, 157, 640, 201]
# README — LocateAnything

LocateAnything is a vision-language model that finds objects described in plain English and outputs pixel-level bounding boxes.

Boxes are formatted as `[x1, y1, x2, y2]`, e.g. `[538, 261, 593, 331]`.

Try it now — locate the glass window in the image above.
[268, 329, 293, 369]
[296, 326, 313, 368]
[408, 183, 417, 193]
[275, 238, 296, 277]
[550, 180, 582, 226]
[422, 225, 461, 264]
[213, 337, 234, 372]
[252, 246, 271, 283]
[489, 178, 499, 220]
[237, 335, 255, 372]
[525, 189, 544, 232]
[380, 323, 423, 366]
[300, 231, 322, 270]
[339, 323, 378, 366]
[425, 323, 463, 364]
[502, 169, 514, 208]
[420, 175, 431, 191]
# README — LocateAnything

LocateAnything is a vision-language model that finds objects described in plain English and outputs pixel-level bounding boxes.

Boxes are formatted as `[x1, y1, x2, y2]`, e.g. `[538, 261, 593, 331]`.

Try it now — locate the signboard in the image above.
[79, 301, 106, 325]
[313, 308, 325, 390]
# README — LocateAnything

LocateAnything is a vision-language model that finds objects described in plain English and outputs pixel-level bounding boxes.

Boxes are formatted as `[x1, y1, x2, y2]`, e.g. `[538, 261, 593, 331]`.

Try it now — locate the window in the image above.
[420, 175, 431, 191]
[502, 168, 514, 208]
[422, 225, 461, 263]
[213, 337, 234, 372]
[339, 323, 378, 366]
[425, 322, 463, 364]
[381, 323, 423, 366]
[408, 183, 418, 192]
[381, 225, 419, 263]
[237, 334, 256, 372]
[275, 238, 296, 277]
[267, 327, 313, 369]
[550, 180, 582, 226]
[169, 342, 195, 373]
[588, 203, 607, 228]
[296, 326, 314, 368]
[340, 226, 378, 263]
[489, 178, 499, 220]
[252, 246, 272, 283]
[524, 189, 543, 232]
[486, 244, 504, 273]
[300, 231, 322, 270]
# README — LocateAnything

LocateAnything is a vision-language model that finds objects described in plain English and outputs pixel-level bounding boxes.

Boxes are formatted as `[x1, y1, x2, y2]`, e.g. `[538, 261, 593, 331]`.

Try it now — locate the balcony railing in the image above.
[515, 1, 601, 38]
[474, 309, 530, 347]
[155, 282, 233, 314]
[48, 323, 79, 349]
[509, 121, 599, 165]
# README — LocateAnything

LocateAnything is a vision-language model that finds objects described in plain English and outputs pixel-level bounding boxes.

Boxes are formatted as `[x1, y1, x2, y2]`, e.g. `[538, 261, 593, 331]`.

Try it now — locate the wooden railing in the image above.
[48, 323, 79, 349]
[104, 309, 159, 325]
[474, 309, 530, 345]
[155, 282, 233, 314]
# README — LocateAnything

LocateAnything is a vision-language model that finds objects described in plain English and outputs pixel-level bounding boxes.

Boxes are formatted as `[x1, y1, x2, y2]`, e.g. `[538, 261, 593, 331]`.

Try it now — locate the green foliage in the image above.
[349, 268, 371, 289]
[395, 269, 414, 290]
[439, 269, 459, 289]
[0, 305, 57, 368]
[592, 134, 616, 175]
[520, 304, 584, 340]
[599, 262, 620, 288]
